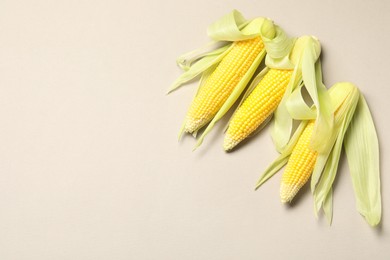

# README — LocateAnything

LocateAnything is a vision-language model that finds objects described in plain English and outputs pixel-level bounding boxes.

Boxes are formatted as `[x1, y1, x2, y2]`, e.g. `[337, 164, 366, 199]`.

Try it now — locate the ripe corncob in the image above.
[280, 121, 318, 202]
[183, 37, 264, 133]
[224, 69, 293, 150]
[279, 84, 357, 203]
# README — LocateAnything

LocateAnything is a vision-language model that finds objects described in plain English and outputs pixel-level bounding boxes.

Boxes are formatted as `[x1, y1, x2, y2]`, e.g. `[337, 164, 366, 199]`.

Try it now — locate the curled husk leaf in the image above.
[272, 36, 333, 153]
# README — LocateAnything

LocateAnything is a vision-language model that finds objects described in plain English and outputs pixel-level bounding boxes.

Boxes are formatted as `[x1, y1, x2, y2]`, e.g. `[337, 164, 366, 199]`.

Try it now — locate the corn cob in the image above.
[224, 69, 293, 150]
[222, 36, 321, 151]
[279, 84, 359, 203]
[183, 37, 265, 133]
[280, 121, 317, 202]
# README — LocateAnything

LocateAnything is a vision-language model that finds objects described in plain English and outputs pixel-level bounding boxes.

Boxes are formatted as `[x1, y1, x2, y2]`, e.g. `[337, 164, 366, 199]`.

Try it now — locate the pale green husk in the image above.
[168, 9, 272, 94]
[312, 83, 381, 226]
[168, 44, 232, 93]
[271, 36, 333, 153]
[344, 94, 381, 226]
[207, 9, 256, 41]
[323, 188, 333, 224]
[263, 26, 294, 69]
[312, 83, 360, 222]
[310, 82, 380, 226]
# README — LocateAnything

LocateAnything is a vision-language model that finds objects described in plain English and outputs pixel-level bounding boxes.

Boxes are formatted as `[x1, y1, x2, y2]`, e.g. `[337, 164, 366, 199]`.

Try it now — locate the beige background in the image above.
[0, 0, 389, 259]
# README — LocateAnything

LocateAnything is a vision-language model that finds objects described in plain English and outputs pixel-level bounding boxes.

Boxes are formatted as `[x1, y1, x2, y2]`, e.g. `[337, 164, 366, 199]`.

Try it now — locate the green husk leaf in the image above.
[323, 188, 333, 225]
[313, 125, 345, 214]
[311, 83, 359, 191]
[207, 10, 252, 41]
[301, 50, 333, 153]
[270, 72, 301, 152]
[344, 94, 381, 226]
[207, 10, 275, 41]
[255, 121, 308, 189]
[168, 44, 232, 93]
[255, 154, 289, 190]
[176, 41, 228, 71]
[286, 84, 317, 120]
[169, 9, 271, 94]
[264, 27, 295, 70]
[272, 36, 333, 153]
[273, 36, 333, 152]
[313, 83, 359, 216]
[271, 36, 315, 152]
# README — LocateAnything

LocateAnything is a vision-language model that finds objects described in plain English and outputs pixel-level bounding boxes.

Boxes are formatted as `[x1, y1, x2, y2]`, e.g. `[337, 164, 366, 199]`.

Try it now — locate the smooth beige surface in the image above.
[0, 0, 389, 259]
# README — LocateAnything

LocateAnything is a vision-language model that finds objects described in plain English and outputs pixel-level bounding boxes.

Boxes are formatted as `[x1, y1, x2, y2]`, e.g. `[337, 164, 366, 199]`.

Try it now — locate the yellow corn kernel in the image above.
[280, 121, 318, 203]
[183, 37, 264, 133]
[224, 69, 293, 150]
